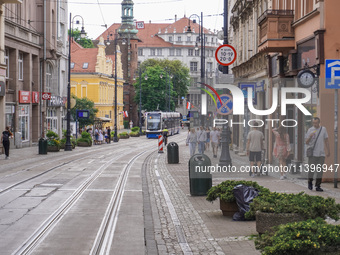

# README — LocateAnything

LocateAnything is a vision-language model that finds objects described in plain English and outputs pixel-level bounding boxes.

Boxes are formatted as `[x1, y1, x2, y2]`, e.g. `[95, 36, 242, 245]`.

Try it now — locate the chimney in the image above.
[175, 15, 177, 22]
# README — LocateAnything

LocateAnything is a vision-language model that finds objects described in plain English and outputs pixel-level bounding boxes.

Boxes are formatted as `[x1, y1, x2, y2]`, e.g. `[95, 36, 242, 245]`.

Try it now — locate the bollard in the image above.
[158, 135, 164, 153]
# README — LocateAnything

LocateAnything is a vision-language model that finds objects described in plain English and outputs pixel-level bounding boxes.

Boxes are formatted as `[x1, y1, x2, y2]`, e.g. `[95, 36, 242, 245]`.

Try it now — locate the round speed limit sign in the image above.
[215, 44, 237, 66]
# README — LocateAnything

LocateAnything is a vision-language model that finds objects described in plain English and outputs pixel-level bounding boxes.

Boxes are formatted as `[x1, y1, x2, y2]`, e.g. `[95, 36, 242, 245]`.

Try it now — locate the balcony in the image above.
[0, 0, 22, 3]
[258, 10, 295, 53]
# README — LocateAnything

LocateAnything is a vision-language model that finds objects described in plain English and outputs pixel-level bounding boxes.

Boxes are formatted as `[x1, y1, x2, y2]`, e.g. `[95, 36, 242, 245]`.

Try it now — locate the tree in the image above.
[70, 95, 98, 128]
[134, 59, 190, 112]
[69, 28, 94, 48]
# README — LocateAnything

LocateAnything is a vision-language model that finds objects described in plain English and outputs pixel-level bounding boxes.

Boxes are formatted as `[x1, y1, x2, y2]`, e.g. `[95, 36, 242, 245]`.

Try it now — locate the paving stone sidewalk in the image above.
[152, 132, 340, 255]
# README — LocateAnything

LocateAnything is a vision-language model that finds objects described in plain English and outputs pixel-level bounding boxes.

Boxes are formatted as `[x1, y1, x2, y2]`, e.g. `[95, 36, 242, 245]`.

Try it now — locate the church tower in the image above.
[118, 0, 139, 126]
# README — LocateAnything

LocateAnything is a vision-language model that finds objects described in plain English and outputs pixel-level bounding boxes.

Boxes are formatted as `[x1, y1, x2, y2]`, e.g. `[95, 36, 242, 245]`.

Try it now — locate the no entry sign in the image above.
[215, 44, 237, 66]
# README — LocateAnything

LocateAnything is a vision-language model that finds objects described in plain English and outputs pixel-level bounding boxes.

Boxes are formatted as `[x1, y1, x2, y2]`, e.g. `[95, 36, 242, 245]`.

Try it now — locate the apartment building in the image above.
[230, 0, 340, 180]
[2, 0, 68, 148]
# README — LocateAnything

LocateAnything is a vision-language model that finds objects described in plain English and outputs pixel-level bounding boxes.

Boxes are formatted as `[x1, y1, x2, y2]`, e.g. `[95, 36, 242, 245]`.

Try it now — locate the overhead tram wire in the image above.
[96, 0, 107, 29]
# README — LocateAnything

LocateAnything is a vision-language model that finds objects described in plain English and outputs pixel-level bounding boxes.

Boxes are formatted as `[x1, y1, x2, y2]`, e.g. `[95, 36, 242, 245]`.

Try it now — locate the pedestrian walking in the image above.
[186, 128, 197, 157]
[106, 127, 111, 143]
[129, 120, 133, 129]
[210, 127, 220, 158]
[305, 117, 330, 192]
[197, 126, 207, 154]
[1, 126, 13, 159]
[94, 128, 99, 145]
[205, 127, 211, 151]
[246, 124, 264, 177]
[273, 126, 291, 180]
[162, 128, 168, 146]
[98, 129, 104, 144]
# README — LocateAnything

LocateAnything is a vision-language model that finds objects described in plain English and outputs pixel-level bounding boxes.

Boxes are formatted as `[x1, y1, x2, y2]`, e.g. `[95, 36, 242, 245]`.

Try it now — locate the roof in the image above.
[71, 39, 98, 73]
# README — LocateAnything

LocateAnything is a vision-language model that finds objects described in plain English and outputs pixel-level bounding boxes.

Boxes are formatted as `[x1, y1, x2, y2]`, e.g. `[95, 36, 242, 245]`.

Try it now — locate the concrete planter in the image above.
[256, 211, 305, 234]
[77, 142, 92, 147]
[219, 200, 239, 217]
[119, 135, 129, 139]
[47, 145, 60, 152]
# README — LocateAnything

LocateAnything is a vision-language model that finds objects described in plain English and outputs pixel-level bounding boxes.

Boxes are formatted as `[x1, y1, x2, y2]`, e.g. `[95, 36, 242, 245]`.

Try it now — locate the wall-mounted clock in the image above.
[297, 69, 315, 88]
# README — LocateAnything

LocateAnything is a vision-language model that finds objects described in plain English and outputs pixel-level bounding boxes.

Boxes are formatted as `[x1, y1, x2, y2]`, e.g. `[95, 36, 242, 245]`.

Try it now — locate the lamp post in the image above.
[160, 68, 173, 112]
[66, 13, 86, 151]
[138, 68, 148, 135]
[186, 12, 205, 125]
[106, 31, 122, 142]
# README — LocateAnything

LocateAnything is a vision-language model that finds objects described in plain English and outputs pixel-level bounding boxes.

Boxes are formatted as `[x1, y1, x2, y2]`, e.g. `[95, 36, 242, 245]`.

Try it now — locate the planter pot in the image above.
[77, 142, 92, 147]
[256, 211, 305, 234]
[47, 145, 60, 152]
[219, 200, 239, 217]
[119, 136, 129, 139]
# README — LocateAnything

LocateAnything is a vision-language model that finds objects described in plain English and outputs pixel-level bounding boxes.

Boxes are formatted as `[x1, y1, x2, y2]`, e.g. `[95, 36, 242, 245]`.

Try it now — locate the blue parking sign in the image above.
[325, 60, 340, 89]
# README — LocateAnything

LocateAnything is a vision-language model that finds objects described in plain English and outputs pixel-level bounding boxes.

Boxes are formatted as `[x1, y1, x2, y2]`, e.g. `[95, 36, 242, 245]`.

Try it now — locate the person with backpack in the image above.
[1, 126, 13, 159]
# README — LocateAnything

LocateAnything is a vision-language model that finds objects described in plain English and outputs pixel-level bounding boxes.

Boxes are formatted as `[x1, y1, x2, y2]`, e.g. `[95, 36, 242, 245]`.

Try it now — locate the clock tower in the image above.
[118, 0, 140, 126]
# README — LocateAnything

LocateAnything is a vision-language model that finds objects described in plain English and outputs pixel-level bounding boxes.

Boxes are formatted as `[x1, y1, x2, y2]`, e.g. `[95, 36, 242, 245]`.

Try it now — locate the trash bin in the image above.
[188, 154, 212, 196]
[167, 142, 179, 164]
[39, 138, 48, 155]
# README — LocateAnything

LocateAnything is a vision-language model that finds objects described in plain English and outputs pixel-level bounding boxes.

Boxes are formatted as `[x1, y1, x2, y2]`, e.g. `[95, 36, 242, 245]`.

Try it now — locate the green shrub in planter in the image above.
[246, 192, 340, 220]
[255, 218, 340, 255]
[119, 132, 129, 138]
[80, 131, 91, 140]
[77, 137, 92, 145]
[129, 131, 140, 137]
[131, 127, 140, 132]
[206, 180, 270, 203]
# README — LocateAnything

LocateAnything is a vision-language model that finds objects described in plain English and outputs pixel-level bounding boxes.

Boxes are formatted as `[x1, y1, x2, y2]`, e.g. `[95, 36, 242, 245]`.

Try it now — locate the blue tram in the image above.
[145, 111, 181, 138]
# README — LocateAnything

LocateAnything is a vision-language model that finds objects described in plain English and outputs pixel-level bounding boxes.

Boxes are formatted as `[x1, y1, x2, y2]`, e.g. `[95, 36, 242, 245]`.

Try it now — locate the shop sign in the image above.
[19, 91, 31, 103]
[32, 91, 39, 104]
[47, 95, 66, 107]
[5, 105, 15, 114]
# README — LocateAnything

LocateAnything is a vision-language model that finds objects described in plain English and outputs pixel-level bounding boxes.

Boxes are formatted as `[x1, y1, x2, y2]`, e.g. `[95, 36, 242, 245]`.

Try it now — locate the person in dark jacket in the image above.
[162, 128, 168, 146]
[1, 126, 13, 159]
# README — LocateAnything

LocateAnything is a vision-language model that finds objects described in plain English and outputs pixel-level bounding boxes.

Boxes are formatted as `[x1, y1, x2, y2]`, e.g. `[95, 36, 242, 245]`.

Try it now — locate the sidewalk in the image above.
[162, 135, 340, 254]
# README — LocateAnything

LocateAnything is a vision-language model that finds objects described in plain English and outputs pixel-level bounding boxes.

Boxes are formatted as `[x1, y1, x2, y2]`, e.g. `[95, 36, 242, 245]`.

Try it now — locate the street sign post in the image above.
[325, 59, 340, 188]
[215, 44, 237, 66]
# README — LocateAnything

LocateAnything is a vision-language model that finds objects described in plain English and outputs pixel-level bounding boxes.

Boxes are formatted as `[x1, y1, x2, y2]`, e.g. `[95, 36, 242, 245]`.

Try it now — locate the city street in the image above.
[1, 132, 340, 255]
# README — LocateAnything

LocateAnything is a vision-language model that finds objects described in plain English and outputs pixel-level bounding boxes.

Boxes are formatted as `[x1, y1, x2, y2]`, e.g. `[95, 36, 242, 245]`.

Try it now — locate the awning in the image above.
[95, 117, 111, 122]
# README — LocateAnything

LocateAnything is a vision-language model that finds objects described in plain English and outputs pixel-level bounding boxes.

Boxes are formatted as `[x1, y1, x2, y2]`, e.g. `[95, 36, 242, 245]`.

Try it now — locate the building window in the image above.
[207, 62, 213, 72]
[5, 49, 9, 79]
[18, 52, 23, 80]
[138, 48, 143, 56]
[169, 48, 175, 56]
[176, 49, 182, 56]
[83, 62, 88, 69]
[71, 62, 75, 69]
[195, 49, 200, 56]
[19, 105, 29, 141]
[190, 62, 198, 72]
[169, 36, 173, 42]
[177, 36, 182, 42]
[46, 109, 58, 133]
[150, 49, 156, 56]
[46, 63, 52, 92]
[188, 49, 193, 56]
[187, 36, 192, 42]
[157, 49, 162, 56]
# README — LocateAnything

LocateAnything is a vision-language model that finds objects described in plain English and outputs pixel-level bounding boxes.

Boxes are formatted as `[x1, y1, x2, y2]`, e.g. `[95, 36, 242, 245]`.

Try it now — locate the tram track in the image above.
[10, 134, 186, 254]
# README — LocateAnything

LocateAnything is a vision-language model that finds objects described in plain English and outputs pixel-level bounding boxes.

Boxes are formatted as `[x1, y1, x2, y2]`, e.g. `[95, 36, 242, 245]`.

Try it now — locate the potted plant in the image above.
[119, 131, 130, 139]
[129, 131, 140, 137]
[206, 180, 270, 216]
[255, 218, 340, 255]
[60, 129, 76, 149]
[246, 192, 340, 234]
[46, 130, 60, 152]
[77, 131, 92, 147]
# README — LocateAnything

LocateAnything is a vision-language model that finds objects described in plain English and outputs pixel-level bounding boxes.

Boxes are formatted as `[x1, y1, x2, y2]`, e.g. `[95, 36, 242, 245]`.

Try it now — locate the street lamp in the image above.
[138, 68, 148, 135]
[66, 13, 86, 151]
[186, 13, 205, 125]
[160, 68, 173, 111]
[106, 30, 123, 143]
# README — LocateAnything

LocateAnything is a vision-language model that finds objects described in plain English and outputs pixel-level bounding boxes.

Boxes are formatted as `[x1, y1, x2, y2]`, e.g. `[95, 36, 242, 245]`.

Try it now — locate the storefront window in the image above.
[46, 109, 58, 133]
[19, 105, 29, 141]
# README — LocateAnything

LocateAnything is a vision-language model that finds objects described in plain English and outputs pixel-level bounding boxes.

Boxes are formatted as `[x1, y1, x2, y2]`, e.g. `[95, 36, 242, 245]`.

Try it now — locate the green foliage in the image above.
[129, 131, 140, 137]
[69, 28, 94, 48]
[206, 180, 270, 203]
[119, 132, 129, 136]
[131, 127, 140, 132]
[77, 137, 92, 145]
[255, 218, 340, 255]
[46, 130, 60, 147]
[80, 131, 91, 139]
[134, 59, 190, 111]
[246, 192, 340, 220]
[70, 95, 98, 127]
[46, 130, 59, 140]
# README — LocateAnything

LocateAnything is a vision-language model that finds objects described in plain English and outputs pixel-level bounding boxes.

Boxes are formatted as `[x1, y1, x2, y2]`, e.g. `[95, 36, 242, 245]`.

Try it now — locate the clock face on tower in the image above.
[297, 70, 315, 88]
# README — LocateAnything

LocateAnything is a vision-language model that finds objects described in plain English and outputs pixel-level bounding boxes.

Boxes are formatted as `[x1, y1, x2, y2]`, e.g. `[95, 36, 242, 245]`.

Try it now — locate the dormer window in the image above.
[83, 63, 88, 69]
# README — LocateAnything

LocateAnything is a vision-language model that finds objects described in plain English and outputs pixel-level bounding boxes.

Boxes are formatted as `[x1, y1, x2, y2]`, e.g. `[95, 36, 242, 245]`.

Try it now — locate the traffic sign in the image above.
[76, 110, 90, 119]
[215, 44, 237, 66]
[42, 92, 51, 100]
[216, 94, 233, 115]
[326, 59, 340, 89]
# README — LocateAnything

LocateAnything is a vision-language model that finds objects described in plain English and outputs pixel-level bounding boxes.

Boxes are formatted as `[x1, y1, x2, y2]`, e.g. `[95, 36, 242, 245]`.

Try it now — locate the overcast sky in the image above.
[68, 0, 225, 40]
